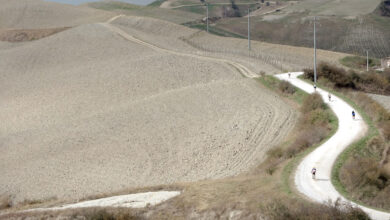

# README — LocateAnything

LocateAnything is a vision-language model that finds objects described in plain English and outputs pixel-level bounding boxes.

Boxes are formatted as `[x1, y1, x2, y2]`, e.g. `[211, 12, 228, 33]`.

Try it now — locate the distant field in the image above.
[88, 1, 202, 24]
[368, 94, 390, 111]
[0, 0, 113, 29]
[287, 0, 383, 17]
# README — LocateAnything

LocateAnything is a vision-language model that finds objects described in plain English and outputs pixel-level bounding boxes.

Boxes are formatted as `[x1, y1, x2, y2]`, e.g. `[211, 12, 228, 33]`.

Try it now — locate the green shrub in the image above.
[301, 93, 327, 113]
[278, 80, 296, 94]
[304, 63, 390, 95]
[264, 199, 370, 220]
[75, 208, 141, 220]
[303, 109, 332, 127]
[279, 93, 332, 158]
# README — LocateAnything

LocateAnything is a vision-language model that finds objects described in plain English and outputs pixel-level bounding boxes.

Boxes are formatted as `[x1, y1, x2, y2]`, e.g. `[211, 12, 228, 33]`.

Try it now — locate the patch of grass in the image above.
[257, 75, 306, 104]
[340, 56, 381, 70]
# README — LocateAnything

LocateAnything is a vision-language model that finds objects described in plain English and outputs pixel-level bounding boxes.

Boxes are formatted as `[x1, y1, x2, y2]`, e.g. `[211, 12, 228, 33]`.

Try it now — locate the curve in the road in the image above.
[276, 72, 390, 220]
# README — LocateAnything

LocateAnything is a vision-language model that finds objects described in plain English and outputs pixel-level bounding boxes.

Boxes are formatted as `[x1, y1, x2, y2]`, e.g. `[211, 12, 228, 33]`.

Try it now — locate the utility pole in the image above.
[206, 3, 209, 33]
[248, 8, 251, 51]
[313, 16, 317, 86]
[366, 50, 369, 72]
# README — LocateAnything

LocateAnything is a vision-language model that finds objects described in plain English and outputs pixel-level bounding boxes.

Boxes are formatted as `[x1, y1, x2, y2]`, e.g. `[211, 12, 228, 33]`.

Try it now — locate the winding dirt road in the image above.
[276, 72, 390, 220]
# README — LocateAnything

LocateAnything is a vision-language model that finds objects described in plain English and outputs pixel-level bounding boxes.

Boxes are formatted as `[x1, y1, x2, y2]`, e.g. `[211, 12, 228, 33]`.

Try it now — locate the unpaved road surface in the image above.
[276, 72, 390, 220]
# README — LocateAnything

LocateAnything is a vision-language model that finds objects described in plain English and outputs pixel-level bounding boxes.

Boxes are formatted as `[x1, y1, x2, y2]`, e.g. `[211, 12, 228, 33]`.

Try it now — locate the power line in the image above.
[313, 16, 317, 85]
[248, 8, 251, 51]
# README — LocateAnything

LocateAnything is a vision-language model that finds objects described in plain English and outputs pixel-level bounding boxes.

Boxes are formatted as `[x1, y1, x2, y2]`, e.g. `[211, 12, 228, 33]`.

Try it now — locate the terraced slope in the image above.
[0, 18, 296, 202]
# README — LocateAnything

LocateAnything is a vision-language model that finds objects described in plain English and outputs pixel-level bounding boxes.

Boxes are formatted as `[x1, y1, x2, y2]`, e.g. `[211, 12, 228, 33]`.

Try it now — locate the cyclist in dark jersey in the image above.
[311, 167, 317, 179]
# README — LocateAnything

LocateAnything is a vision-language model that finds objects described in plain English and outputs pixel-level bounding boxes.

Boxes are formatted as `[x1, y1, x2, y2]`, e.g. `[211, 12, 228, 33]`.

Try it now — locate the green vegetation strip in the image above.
[298, 76, 388, 211]
[258, 75, 338, 195]
[340, 55, 380, 70]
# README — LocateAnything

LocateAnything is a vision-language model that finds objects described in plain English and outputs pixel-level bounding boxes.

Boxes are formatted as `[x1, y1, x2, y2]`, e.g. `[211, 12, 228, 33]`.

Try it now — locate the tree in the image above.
[230, 0, 241, 17]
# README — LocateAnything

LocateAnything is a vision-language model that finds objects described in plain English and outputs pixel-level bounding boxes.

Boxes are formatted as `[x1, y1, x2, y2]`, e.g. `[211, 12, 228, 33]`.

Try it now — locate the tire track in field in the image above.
[100, 15, 258, 79]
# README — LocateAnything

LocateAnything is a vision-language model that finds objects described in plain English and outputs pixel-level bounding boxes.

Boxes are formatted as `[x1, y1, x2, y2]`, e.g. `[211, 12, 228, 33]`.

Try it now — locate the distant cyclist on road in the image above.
[288, 72, 291, 78]
[311, 167, 317, 180]
[352, 110, 356, 120]
[314, 84, 317, 91]
[328, 93, 331, 102]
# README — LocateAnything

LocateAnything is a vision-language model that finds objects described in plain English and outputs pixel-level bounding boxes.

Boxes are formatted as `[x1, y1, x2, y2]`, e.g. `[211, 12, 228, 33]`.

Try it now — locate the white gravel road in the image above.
[276, 72, 390, 220]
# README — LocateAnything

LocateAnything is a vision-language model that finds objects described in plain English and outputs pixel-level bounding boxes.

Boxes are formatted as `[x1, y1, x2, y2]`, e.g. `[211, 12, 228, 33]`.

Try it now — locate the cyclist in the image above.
[352, 110, 356, 120]
[328, 93, 331, 102]
[311, 167, 317, 180]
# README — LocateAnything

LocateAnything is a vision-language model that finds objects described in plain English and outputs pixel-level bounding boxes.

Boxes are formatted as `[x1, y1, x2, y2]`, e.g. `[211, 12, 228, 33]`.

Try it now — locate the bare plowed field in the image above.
[0, 22, 296, 202]
[0, 0, 113, 29]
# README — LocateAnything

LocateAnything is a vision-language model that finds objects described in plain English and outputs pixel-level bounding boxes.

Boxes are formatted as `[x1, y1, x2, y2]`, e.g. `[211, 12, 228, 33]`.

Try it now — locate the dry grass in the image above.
[0, 195, 12, 210]
[264, 199, 369, 220]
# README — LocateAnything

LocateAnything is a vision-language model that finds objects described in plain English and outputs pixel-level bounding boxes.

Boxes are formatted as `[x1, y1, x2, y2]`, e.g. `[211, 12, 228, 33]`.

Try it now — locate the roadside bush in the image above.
[303, 108, 332, 127]
[73, 208, 142, 220]
[335, 91, 390, 210]
[0, 195, 12, 210]
[301, 93, 327, 113]
[304, 63, 390, 95]
[265, 199, 369, 220]
[381, 121, 390, 141]
[285, 127, 328, 158]
[282, 93, 332, 158]
[278, 80, 296, 94]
